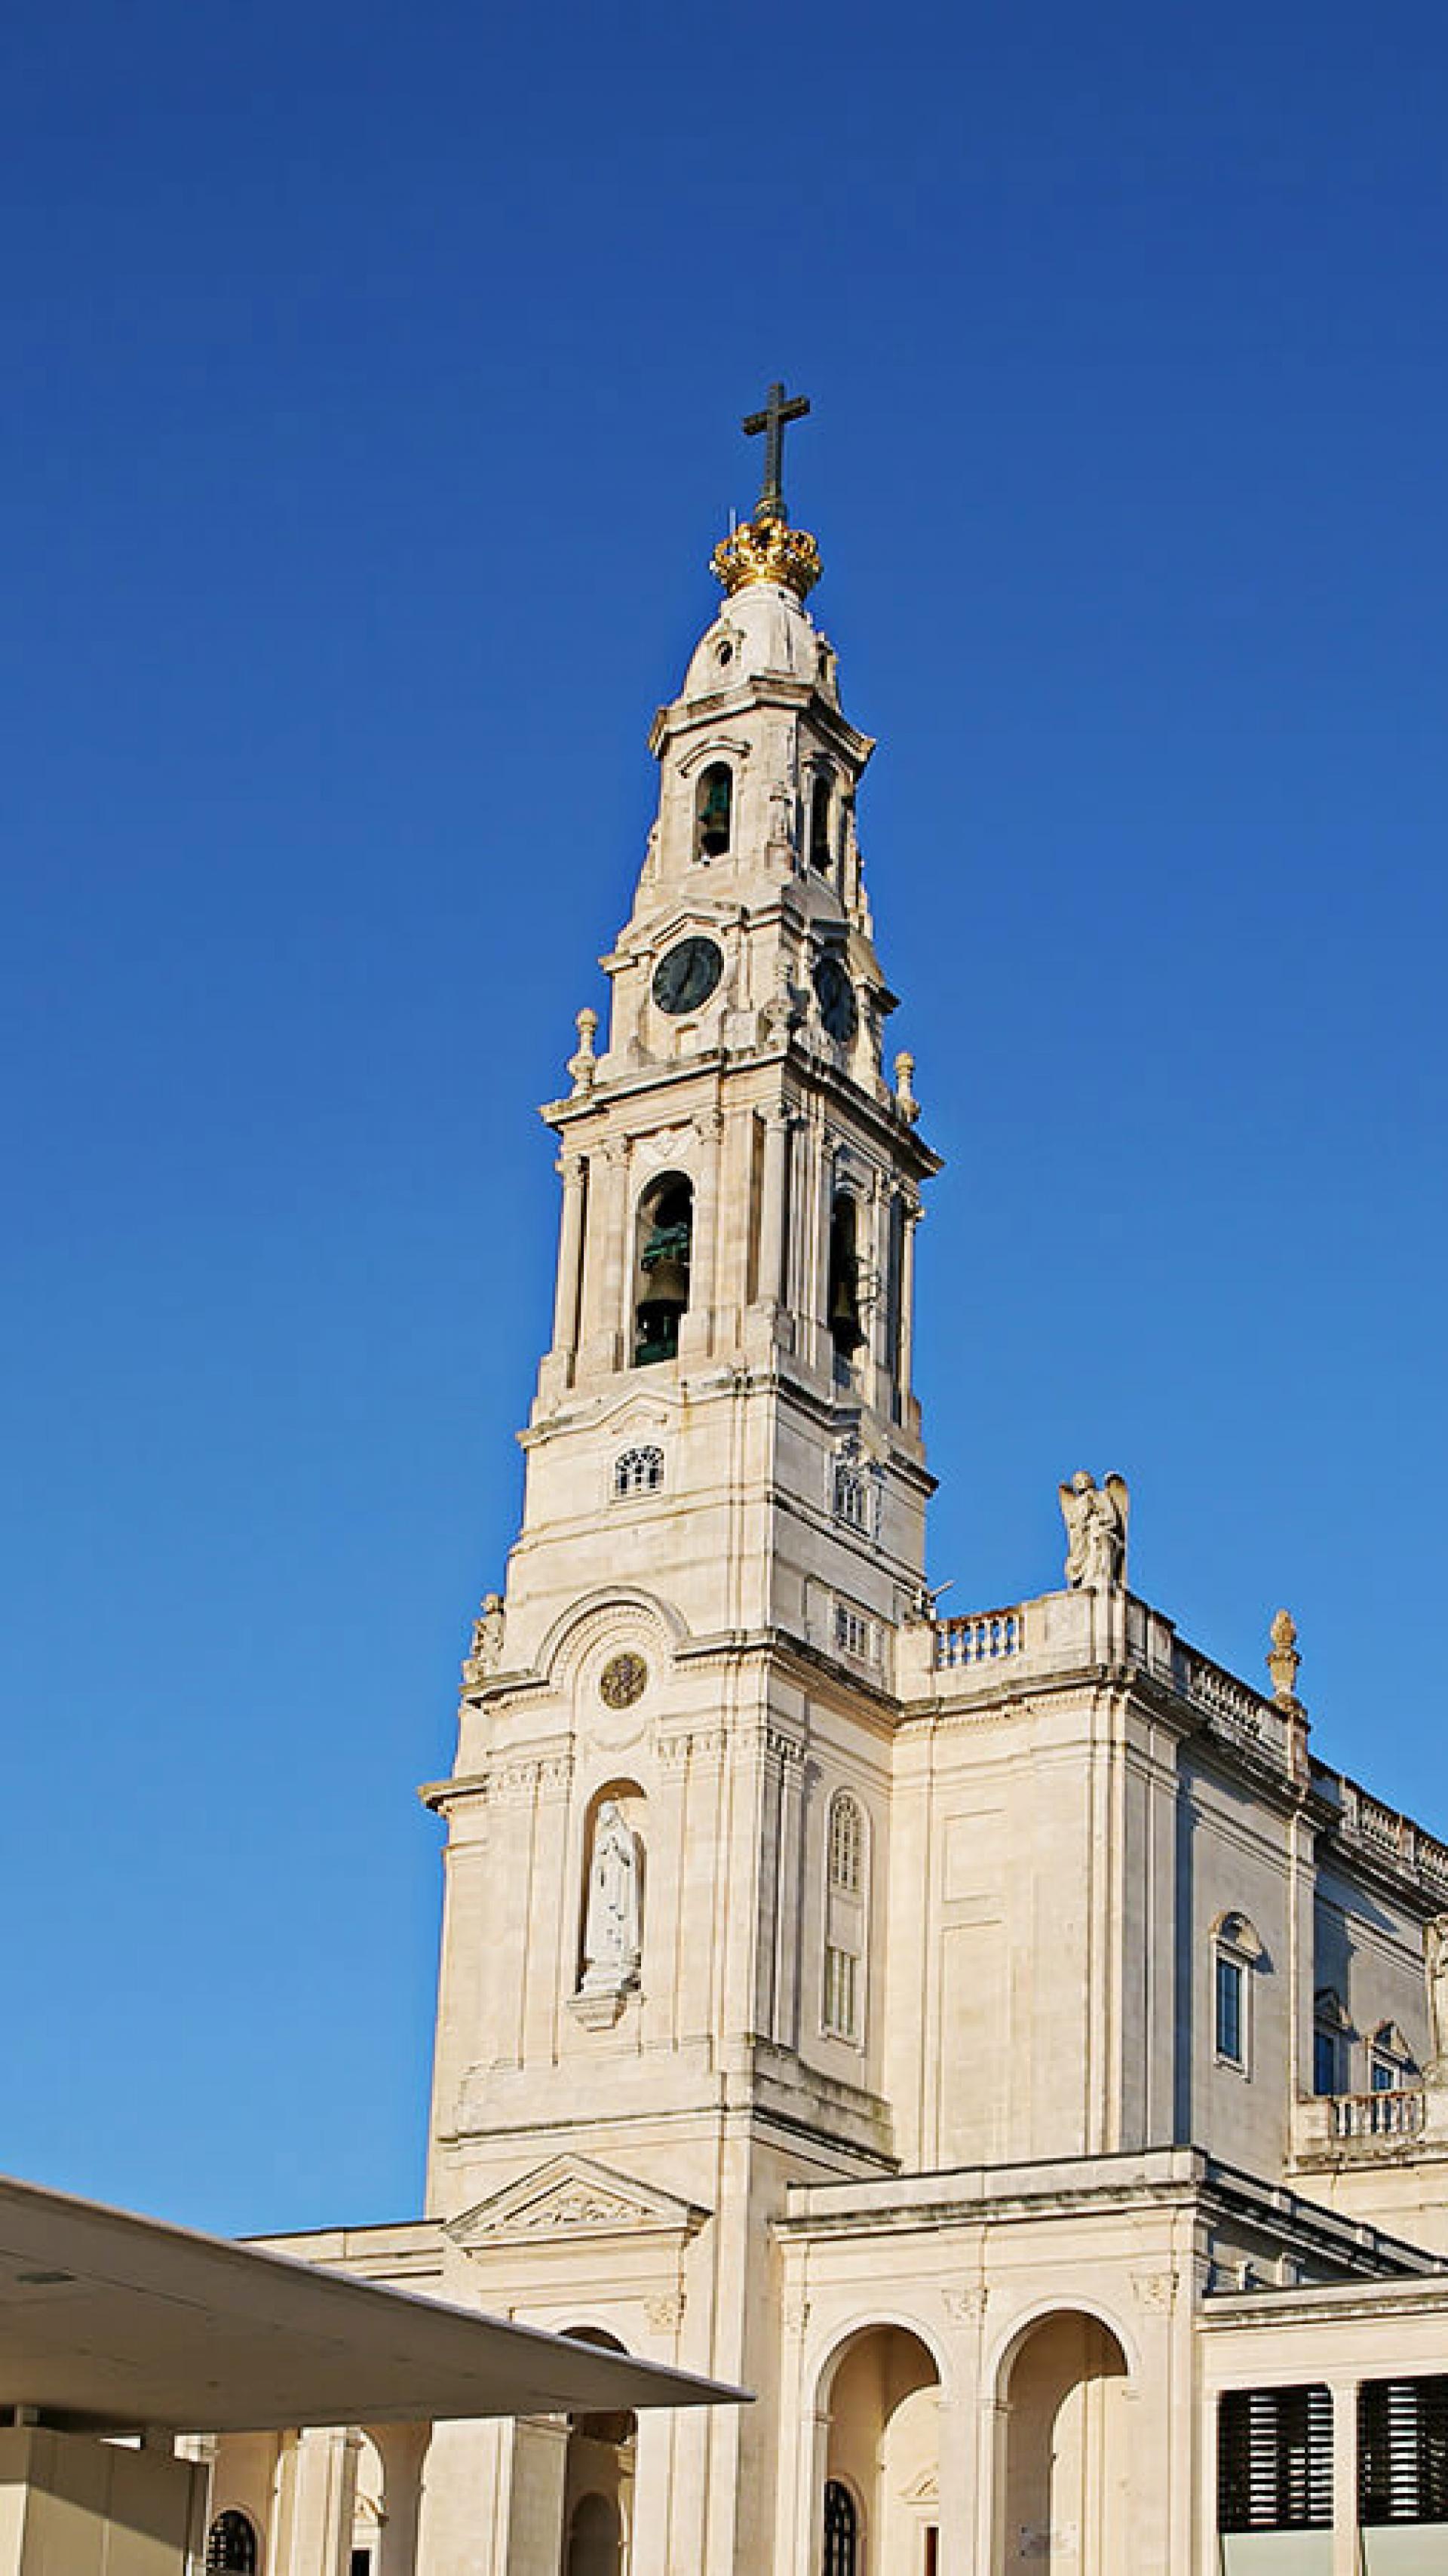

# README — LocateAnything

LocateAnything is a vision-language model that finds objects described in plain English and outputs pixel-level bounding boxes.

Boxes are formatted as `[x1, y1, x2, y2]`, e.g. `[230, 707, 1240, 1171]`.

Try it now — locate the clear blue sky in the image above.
[3, 0, 1446, 2234]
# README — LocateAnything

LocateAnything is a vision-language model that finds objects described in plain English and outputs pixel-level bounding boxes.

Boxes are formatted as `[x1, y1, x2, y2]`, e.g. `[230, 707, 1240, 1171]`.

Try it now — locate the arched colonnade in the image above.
[805, 2302, 1137, 2576]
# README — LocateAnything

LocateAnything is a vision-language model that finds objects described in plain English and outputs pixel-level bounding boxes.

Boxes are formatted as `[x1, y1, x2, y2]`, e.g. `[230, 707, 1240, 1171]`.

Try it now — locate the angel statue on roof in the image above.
[1059, 1471, 1130, 1592]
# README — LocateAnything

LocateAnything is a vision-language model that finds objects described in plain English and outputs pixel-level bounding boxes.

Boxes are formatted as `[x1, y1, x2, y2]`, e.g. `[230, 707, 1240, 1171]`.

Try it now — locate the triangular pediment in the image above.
[445, 2154, 711, 2249]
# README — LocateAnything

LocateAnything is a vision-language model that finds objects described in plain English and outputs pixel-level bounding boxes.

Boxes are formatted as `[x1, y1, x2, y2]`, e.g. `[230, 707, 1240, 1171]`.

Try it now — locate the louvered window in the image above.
[1219, 2386, 1333, 2531]
[1360, 2376, 1448, 2524]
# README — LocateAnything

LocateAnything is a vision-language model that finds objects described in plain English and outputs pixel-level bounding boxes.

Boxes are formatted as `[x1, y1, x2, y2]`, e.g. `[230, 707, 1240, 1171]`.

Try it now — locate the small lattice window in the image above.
[824, 1942, 859, 2040]
[829, 1792, 864, 1895]
[207, 2516, 259, 2576]
[833, 1461, 869, 1528]
[614, 1445, 664, 1499]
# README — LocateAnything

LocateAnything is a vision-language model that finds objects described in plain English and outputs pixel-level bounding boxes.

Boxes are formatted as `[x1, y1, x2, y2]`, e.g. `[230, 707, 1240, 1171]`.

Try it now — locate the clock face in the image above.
[652, 935, 723, 1016]
[813, 952, 857, 1042]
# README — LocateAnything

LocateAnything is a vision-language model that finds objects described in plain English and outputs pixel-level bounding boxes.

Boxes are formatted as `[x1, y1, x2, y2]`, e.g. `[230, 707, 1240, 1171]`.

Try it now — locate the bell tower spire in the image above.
[427, 401, 940, 2227]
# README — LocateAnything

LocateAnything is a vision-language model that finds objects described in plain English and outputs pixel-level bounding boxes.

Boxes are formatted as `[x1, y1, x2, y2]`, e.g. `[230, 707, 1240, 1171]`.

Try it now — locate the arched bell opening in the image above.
[997, 2309, 1131, 2574]
[634, 1173, 693, 1366]
[809, 774, 834, 874]
[827, 1191, 866, 1372]
[818, 2323, 942, 2576]
[695, 762, 733, 861]
[560, 2329, 637, 2576]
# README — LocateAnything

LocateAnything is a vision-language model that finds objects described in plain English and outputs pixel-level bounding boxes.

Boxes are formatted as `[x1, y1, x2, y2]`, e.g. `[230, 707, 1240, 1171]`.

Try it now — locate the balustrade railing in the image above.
[1330, 2089, 1426, 2142]
[933, 1607, 1026, 1670]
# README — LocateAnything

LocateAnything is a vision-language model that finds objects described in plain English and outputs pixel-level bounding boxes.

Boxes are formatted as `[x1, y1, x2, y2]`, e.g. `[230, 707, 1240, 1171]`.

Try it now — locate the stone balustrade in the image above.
[1293, 2086, 1432, 2163]
[932, 1606, 1026, 1669]
[1331, 2089, 1428, 2142]
[902, 1589, 1448, 1920]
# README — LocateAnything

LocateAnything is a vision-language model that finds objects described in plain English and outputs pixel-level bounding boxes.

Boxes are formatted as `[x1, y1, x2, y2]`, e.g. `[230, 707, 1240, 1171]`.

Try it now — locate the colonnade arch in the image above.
[559, 2326, 637, 2576]
[815, 2320, 943, 2576]
[992, 2307, 1133, 2574]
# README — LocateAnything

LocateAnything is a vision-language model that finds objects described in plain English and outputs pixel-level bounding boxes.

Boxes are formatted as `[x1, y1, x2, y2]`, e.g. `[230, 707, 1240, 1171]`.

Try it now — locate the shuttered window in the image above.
[1219, 2386, 1333, 2531]
[1360, 2376, 1448, 2524]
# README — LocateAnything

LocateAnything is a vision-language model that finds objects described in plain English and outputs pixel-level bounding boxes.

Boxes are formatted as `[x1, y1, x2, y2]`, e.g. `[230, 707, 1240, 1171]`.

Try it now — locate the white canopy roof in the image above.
[0, 2175, 745, 2435]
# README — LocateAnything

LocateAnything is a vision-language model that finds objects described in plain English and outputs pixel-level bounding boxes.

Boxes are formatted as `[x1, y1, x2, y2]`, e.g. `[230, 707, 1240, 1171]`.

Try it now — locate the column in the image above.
[415, 2418, 513, 2576]
[754, 1104, 791, 1313]
[578, 1138, 627, 1374]
[897, 1192, 922, 1426]
[867, 1168, 891, 1414]
[628, 2409, 678, 2576]
[373, 2423, 430, 2575]
[276, 2427, 360, 2576]
[812, 1130, 836, 1380]
[503, 2417, 569, 2576]
[549, 1153, 586, 1359]
[678, 1109, 722, 1359]
[1329, 2375, 1358, 2576]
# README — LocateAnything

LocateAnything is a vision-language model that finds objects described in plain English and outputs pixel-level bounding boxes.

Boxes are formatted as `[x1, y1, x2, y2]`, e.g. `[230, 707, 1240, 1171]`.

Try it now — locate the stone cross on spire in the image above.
[742, 380, 810, 524]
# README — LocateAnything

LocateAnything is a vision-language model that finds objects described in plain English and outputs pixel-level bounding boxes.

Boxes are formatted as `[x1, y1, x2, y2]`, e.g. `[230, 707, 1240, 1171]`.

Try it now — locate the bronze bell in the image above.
[641, 1218, 691, 1313]
[641, 1254, 689, 1311]
[829, 1273, 864, 1349]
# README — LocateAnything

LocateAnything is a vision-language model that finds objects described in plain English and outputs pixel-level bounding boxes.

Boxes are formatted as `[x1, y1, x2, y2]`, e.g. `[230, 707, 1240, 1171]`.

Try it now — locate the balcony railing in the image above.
[933, 1607, 1026, 1669]
[1330, 2088, 1427, 2142]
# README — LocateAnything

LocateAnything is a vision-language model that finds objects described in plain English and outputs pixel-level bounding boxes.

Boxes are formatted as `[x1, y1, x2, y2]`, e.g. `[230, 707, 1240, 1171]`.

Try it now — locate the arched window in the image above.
[823, 2479, 859, 2576]
[823, 1788, 867, 2045]
[809, 775, 833, 874]
[827, 1192, 865, 1369]
[1211, 1911, 1265, 2074]
[829, 1791, 864, 1894]
[207, 2514, 259, 2576]
[634, 1174, 693, 1365]
[614, 1445, 664, 1498]
[695, 762, 732, 860]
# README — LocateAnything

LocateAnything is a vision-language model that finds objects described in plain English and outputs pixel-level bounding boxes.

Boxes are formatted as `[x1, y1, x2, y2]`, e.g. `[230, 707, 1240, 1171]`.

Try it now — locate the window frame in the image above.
[1210, 1911, 1265, 2078]
[612, 1444, 665, 1501]
[1215, 1951, 1246, 2070]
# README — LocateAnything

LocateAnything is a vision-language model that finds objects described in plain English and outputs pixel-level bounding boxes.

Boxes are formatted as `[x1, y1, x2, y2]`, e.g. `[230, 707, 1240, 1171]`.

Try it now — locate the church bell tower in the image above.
[425, 388, 939, 2250]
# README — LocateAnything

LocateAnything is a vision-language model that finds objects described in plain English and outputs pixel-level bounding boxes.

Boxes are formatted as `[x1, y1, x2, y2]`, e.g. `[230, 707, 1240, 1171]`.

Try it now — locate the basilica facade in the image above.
[206, 421, 1448, 2576]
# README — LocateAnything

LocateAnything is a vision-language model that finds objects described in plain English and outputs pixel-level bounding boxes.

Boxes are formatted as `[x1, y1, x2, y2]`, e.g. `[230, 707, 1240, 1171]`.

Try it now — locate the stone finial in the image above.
[894, 1049, 920, 1122]
[1266, 1609, 1301, 1707]
[568, 1006, 599, 1095]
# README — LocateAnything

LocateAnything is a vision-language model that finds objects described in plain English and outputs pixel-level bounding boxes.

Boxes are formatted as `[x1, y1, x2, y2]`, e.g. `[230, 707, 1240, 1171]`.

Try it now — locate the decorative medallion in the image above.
[600, 1651, 648, 1710]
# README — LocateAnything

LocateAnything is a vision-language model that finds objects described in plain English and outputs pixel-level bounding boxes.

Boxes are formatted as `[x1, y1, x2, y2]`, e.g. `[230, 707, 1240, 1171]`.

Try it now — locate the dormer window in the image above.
[695, 763, 732, 860]
[809, 775, 833, 873]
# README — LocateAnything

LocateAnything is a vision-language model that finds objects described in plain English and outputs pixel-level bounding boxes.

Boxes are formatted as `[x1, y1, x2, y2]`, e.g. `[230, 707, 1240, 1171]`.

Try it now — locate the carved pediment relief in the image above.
[445, 2154, 711, 2251]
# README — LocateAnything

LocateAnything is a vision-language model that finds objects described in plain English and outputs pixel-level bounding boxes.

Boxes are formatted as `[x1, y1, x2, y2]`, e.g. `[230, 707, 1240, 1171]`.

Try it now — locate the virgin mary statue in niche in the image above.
[580, 1801, 643, 1995]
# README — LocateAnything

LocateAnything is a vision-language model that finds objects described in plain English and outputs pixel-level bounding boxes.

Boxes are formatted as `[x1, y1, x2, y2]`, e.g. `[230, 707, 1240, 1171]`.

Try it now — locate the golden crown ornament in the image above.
[710, 515, 823, 600]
